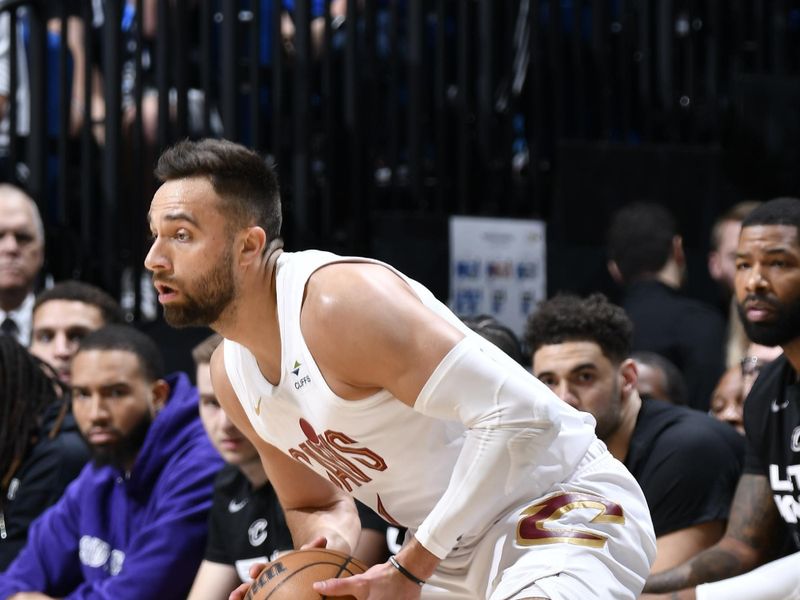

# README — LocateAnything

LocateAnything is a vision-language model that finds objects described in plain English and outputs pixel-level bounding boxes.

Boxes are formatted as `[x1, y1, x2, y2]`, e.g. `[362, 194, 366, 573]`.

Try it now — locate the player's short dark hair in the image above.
[630, 351, 688, 405]
[33, 280, 125, 325]
[525, 293, 632, 364]
[460, 314, 524, 364]
[607, 202, 677, 282]
[741, 197, 800, 240]
[192, 333, 223, 367]
[155, 138, 282, 240]
[76, 325, 165, 382]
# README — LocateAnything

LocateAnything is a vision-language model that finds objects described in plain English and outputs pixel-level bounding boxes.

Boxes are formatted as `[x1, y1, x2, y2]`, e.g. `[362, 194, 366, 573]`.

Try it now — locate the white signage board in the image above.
[449, 216, 546, 339]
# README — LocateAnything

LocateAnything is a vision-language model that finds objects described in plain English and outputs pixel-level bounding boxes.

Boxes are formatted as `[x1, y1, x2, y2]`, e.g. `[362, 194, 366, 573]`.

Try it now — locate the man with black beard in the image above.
[0, 325, 223, 600]
[644, 197, 800, 599]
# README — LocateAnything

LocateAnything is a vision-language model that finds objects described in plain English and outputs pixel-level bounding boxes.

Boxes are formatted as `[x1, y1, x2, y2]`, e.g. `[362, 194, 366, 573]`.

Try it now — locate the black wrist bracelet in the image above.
[388, 555, 426, 586]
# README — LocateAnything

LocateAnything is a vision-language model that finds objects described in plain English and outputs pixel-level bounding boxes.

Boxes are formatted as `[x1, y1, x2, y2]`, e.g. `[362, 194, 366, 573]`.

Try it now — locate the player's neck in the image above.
[781, 338, 800, 377]
[219, 260, 283, 385]
[604, 390, 641, 464]
[215, 243, 281, 336]
[239, 459, 268, 488]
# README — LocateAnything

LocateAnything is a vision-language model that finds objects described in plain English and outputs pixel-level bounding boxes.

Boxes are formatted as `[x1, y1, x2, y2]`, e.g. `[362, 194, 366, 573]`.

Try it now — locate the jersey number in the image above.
[516, 491, 625, 548]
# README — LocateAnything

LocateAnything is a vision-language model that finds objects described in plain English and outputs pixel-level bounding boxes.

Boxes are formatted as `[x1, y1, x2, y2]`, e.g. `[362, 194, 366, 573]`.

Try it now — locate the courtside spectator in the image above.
[0, 325, 222, 599]
[607, 202, 725, 411]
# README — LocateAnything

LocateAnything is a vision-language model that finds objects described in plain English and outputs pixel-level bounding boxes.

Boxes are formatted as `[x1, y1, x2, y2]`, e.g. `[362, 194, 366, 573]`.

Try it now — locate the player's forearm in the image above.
[644, 541, 760, 593]
[285, 496, 361, 554]
[394, 537, 441, 582]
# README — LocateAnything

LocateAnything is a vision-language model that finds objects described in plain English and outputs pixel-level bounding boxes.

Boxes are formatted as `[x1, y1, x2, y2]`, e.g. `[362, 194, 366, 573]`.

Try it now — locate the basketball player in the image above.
[145, 139, 656, 600]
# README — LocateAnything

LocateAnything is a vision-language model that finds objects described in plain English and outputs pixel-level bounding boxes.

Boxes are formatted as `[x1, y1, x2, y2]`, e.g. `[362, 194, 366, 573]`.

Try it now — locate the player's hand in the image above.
[227, 563, 267, 600]
[300, 535, 328, 550]
[312, 561, 423, 600]
[302, 532, 356, 555]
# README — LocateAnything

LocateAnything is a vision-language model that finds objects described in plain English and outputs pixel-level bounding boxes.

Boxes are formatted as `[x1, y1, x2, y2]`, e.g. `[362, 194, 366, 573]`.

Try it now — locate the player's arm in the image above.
[186, 561, 242, 600]
[300, 264, 462, 585]
[303, 263, 569, 590]
[644, 473, 783, 593]
[692, 551, 800, 599]
[209, 348, 360, 554]
[649, 521, 726, 574]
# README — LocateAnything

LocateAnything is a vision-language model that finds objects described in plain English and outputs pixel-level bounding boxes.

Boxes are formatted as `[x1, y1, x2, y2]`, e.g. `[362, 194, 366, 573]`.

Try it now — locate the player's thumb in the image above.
[228, 581, 253, 600]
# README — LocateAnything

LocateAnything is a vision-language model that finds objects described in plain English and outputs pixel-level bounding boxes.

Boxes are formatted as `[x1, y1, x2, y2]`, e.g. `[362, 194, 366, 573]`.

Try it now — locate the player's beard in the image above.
[88, 411, 152, 471]
[163, 247, 236, 328]
[595, 377, 623, 442]
[737, 294, 800, 347]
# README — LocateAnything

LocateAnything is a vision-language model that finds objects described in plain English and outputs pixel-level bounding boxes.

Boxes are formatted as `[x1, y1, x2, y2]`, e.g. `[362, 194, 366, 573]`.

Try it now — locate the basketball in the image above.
[244, 549, 368, 600]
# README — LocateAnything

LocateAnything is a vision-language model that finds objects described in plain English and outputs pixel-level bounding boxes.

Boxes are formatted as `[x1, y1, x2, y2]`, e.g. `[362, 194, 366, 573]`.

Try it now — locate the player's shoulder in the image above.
[746, 353, 788, 402]
[307, 259, 406, 295]
[209, 342, 229, 381]
[637, 399, 741, 456]
[304, 260, 417, 326]
[743, 353, 790, 426]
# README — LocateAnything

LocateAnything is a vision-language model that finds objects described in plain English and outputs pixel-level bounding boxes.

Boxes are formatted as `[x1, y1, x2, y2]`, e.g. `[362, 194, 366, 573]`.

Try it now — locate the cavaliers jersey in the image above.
[223, 250, 596, 542]
[743, 353, 800, 549]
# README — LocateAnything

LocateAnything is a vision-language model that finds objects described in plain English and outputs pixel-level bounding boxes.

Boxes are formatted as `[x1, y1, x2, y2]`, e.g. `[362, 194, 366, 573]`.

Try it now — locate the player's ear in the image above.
[619, 358, 638, 397]
[239, 226, 268, 266]
[150, 379, 171, 416]
[607, 260, 623, 284]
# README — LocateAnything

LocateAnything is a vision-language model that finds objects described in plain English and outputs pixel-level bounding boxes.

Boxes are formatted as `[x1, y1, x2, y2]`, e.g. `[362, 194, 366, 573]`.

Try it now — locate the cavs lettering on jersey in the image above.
[288, 418, 388, 492]
[224, 250, 596, 541]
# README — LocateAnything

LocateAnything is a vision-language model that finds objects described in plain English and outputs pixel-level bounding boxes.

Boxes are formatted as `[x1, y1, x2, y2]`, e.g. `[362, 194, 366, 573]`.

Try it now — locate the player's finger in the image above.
[228, 581, 252, 600]
[248, 562, 268, 579]
[313, 576, 365, 597]
[300, 535, 327, 549]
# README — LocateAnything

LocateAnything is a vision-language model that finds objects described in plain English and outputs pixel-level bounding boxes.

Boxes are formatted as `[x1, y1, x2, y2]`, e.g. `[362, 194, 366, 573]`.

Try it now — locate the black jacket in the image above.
[0, 403, 90, 570]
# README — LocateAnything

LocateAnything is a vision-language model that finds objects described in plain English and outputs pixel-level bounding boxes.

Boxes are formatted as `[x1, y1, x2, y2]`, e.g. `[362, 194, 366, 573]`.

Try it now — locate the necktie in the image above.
[1, 317, 18, 338]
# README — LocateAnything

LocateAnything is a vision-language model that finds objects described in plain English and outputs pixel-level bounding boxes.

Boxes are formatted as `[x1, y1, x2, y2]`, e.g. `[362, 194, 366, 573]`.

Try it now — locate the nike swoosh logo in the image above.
[254, 397, 262, 416]
[229, 498, 249, 513]
[771, 398, 790, 413]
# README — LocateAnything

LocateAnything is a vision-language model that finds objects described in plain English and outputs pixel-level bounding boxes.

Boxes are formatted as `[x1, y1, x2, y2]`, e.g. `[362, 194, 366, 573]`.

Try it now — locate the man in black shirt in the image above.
[645, 197, 800, 597]
[525, 293, 744, 575]
[607, 202, 725, 411]
[187, 334, 295, 600]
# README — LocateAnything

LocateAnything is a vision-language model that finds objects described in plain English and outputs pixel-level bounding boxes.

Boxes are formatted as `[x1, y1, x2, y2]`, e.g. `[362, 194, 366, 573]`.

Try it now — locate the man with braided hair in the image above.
[0, 336, 89, 569]
[146, 138, 655, 600]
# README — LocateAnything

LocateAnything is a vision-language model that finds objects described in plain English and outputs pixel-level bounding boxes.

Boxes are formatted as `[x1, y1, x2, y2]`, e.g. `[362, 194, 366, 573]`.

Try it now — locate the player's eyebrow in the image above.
[569, 362, 597, 373]
[162, 211, 200, 227]
[148, 210, 201, 228]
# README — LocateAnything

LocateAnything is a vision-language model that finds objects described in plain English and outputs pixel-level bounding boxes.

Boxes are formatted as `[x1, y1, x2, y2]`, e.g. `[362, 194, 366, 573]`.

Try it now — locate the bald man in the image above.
[0, 183, 44, 344]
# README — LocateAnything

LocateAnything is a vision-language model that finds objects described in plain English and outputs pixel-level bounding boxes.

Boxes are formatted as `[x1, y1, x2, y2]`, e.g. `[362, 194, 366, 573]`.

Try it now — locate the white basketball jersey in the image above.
[224, 250, 596, 538]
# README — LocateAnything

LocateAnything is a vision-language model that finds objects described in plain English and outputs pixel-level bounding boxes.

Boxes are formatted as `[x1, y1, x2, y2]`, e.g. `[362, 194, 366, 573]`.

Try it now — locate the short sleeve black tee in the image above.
[743, 354, 800, 550]
[204, 466, 294, 581]
[625, 398, 745, 536]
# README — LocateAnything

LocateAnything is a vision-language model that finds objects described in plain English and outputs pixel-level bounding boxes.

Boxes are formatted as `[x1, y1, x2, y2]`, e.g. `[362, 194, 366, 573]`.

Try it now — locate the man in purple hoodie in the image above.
[0, 324, 223, 600]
